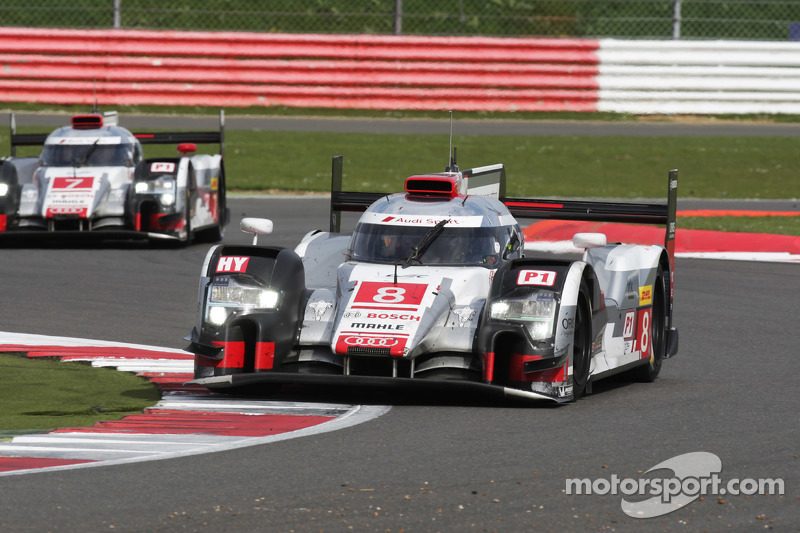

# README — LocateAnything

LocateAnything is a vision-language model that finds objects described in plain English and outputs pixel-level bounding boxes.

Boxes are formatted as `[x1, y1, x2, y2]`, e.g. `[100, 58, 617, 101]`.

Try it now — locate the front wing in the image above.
[191, 372, 568, 404]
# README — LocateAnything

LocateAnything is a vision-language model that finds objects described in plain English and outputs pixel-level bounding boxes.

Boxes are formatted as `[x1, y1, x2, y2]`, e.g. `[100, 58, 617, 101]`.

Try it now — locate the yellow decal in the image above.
[639, 285, 653, 306]
[210, 177, 219, 191]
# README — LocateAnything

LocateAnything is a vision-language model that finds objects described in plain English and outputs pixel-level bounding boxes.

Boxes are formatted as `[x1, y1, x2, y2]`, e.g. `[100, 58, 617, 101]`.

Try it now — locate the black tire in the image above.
[194, 222, 224, 244]
[632, 268, 667, 382]
[571, 281, 593, 400]
[179, 192, 192, 245]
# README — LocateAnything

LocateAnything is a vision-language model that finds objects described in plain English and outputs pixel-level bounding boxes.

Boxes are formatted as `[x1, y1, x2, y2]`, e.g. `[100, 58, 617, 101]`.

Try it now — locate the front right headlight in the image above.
[134, 176, 175, 195]
[204, 279, 280, 326]
[210, 284, 279, 309]
[490, 291, 557, 340]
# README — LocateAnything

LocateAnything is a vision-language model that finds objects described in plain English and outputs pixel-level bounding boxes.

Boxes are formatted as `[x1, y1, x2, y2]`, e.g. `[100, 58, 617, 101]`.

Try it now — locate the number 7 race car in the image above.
[187, 155, 679, 403]
[0, 111, 228, 243]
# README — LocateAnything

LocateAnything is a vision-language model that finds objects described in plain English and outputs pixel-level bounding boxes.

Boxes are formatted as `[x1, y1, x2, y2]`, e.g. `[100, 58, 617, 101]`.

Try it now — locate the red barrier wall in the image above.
[0, 27, 599, 111]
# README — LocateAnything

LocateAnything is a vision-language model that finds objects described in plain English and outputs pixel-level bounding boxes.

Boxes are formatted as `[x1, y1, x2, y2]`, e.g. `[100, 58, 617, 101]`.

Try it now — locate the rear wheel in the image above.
[632, 269, 667, 382]
[571, 281, 593, 400]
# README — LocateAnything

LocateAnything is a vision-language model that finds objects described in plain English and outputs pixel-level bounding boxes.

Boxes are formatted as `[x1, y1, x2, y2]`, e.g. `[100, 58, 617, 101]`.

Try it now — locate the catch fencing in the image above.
[3, 0, 800, 41]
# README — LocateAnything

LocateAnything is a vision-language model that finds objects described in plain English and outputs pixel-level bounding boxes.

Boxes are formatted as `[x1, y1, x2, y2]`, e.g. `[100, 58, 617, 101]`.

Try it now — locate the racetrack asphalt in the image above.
[0, 197, 797, 532]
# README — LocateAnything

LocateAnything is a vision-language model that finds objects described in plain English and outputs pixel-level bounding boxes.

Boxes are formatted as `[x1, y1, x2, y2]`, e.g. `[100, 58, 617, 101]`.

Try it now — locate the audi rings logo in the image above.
[343, 336, 399, 347]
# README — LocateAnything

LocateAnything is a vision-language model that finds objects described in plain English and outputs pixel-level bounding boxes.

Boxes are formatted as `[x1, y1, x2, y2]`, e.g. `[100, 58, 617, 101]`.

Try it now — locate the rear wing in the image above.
[9, 109, 225, 157]
[328, 155, 678, 267]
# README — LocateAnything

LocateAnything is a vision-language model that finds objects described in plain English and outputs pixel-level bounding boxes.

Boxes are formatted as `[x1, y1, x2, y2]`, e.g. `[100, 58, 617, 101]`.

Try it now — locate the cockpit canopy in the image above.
[40, 142, 139, 167]
[349, 223, 515, 267]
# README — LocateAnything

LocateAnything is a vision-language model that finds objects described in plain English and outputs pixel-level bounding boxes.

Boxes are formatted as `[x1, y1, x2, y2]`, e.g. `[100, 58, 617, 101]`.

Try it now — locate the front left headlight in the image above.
[0, 183, 9, 197]
[490, 291, 557, 340]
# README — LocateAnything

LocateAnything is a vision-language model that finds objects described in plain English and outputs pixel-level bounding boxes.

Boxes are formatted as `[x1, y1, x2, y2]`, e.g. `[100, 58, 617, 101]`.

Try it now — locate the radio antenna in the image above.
[446, 111, 459, 172]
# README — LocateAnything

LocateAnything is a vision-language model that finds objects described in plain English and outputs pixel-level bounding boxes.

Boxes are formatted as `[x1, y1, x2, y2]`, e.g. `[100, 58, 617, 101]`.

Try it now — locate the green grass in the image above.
[0, 354, 160, 436]
[679, 216, 800, 236]
[220, 132, 800, 199]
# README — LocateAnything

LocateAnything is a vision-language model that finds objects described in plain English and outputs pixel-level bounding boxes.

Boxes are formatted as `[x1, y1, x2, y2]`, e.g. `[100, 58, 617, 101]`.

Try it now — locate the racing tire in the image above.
[194, 223, 224, 244]
[571, 281, 592, 400]
[179, 191, 192, 245]
[632, 269, 667, 383]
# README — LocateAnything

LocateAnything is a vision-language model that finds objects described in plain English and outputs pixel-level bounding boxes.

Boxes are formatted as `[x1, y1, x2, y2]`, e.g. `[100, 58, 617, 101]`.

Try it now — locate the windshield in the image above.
[350, 223, 511, 267]
[41, 143, 135, 167]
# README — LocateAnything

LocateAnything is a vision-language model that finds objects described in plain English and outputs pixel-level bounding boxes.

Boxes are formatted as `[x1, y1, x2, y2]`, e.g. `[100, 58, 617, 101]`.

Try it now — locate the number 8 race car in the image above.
[187, 155, 679, 403]
[0, 111, 228, 243]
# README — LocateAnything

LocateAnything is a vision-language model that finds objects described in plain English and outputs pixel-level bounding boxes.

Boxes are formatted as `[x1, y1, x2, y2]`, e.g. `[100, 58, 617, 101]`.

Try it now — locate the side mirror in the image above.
[572, 232, 607, 249]
[240, 217, 273, 245]
[502, 232, 521, 260]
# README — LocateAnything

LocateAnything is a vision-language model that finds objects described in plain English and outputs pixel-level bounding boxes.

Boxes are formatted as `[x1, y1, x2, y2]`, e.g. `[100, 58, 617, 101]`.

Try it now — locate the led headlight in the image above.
[204, 278, 280, 325]
[207, 305, 229, 326]
[490, 291, 557, 340]
[160, 192, 175, 206]
[0, 183, 8, 197]
[134, 176, 176, 195]
[210, 285, 279, 309]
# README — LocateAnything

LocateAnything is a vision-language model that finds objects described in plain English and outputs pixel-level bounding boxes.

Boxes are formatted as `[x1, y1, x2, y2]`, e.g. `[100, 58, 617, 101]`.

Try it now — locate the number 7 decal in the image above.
[52, 177, 94, 189]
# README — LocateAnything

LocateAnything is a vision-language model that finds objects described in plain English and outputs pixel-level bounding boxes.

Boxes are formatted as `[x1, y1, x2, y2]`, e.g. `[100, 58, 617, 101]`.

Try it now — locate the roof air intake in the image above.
[404, 175, 459, 198]
[71, 114, 104, 130]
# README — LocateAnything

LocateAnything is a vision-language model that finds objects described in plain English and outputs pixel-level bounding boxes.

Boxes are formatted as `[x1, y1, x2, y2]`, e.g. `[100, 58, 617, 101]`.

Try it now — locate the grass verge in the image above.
[679, 216, 800, 236]
[0, 353, 160, 436]
[221, 132, 799, 199]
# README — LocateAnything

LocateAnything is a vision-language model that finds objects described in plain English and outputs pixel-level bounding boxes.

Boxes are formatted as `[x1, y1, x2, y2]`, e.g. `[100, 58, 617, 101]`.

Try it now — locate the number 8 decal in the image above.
[640, 311, 650, 354]
[636, 308, 651, 359]
[373, 287, 406, 303]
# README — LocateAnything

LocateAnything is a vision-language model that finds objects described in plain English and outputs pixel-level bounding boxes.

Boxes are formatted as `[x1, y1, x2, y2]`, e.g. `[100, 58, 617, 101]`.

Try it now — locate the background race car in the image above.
[0, 110, 228, 243]
[187, 155, 679, 403]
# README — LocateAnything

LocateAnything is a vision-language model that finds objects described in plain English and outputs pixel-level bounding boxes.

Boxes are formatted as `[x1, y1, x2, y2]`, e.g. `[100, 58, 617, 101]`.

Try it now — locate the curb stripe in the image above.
[0, 332, 390, 476]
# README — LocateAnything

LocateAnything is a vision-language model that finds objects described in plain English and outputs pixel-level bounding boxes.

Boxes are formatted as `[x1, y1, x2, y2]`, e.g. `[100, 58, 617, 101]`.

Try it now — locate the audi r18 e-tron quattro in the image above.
[0, 111, 228, 243]
[187, 155, 679, 403]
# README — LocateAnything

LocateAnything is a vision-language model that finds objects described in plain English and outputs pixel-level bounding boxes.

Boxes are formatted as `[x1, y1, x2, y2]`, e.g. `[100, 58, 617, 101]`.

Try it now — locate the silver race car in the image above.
[0, 111, 228, 243]
[187, 155, 679, 403]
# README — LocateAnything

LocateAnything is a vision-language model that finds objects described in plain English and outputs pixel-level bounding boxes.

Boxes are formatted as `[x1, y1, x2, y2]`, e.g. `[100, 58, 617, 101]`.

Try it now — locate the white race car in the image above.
[187, 156, 679, 403]
[0, 111, 228, 243]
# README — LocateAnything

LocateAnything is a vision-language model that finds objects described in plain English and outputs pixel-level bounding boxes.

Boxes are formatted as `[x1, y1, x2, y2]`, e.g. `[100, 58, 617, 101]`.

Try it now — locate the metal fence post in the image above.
[394, 0, 403, 35]
[672, 0, 682, 39]
[113, 0, 122, 28]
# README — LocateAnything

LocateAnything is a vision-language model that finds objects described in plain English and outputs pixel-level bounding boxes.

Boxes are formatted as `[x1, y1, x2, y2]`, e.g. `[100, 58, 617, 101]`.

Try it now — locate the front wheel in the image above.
[571, 281, 593, 400]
